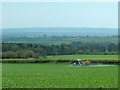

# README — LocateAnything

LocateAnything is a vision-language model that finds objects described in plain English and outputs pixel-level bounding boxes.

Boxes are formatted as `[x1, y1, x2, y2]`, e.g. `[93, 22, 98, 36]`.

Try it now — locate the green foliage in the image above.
[2, 63, 118, 88]
[2, 51, 18, 58]
[2, 41, 118, 59]
[25, 50, 36, 58]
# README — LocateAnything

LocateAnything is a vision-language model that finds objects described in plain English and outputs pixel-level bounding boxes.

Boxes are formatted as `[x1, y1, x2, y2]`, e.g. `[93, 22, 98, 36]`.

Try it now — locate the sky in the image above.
[1, 0, 119, 2]
[2, 2, 118, 29]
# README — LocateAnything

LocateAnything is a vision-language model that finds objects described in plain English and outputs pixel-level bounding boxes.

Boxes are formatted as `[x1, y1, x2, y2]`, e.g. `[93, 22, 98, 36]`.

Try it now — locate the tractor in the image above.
[73, 59, 91, 66]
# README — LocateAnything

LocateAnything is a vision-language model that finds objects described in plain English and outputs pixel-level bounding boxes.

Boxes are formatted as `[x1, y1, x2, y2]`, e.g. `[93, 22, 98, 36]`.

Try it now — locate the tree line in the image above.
[2, 42, 118, 59]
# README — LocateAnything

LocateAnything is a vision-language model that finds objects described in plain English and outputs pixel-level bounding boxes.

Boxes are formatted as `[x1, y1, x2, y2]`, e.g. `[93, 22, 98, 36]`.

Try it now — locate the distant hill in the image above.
[2, 27, 118, 37]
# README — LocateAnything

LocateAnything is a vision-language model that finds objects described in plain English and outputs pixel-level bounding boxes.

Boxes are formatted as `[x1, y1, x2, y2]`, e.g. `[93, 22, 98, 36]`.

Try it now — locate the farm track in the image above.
[0, 59, 120, 64]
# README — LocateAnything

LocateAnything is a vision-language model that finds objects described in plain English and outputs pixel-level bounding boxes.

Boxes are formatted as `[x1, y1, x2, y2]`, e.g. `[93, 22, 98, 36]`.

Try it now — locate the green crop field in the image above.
[2, 63, 118, 88]
[47, 55, 118, 60]
[1, 58, 34, 61]
[1, 55, 118, 61]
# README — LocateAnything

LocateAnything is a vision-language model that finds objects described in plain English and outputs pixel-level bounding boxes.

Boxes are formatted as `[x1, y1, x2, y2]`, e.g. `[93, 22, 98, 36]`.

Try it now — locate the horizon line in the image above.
[1, 0, 119, 2]
[1, 27, 118, 29]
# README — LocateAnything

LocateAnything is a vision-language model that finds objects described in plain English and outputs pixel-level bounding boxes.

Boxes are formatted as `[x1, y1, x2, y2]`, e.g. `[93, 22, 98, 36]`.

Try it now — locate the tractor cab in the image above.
[73, 59, 83, 66]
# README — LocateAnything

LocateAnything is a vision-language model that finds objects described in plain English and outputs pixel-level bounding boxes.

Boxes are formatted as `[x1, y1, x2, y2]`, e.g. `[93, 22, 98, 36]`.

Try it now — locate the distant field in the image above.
[1, 58, 34, 60]
[2, 63, 118, 88]
[2, 37, 118, 45]
[47, 55, 118, 60]
[1, 55, 118, 61]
